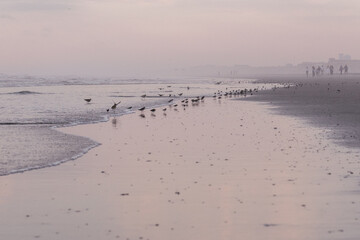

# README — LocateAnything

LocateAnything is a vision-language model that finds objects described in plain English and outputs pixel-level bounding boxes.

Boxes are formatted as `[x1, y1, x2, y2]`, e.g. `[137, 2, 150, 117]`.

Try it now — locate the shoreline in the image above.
[1, 93, 360, 239]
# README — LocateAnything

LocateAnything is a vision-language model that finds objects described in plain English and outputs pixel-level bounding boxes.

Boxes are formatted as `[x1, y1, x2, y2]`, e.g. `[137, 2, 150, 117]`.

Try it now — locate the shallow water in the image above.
[0, 75, 268, 175]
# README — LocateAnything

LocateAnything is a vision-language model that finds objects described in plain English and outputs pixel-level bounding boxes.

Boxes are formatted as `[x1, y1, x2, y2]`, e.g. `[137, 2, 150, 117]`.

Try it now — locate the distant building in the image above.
[338, 53, 351, 60]
[328, 54, 360, 73]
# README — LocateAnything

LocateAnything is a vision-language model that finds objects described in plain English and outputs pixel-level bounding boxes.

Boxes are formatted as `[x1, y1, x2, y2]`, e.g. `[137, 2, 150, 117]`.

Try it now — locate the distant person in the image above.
[326, 65, 330, 75]
[339, 65, 344, 75]
[312, 66, 316, 77]
[321, 65, 324, 75]
[306, 67, 309, 77]
[316, 66, 321, 76]
[344, 64, 349, 74]
[329, 65, 334, 75]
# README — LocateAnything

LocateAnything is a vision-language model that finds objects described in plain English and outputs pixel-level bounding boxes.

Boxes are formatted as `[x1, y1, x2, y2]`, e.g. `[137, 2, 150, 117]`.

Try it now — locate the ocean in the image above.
[0, 74, 267, 176]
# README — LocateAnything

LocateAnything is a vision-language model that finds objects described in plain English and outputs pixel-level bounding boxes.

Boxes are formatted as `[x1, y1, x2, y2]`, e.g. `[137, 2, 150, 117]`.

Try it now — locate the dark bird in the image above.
[168, 99, 174, 103]
[111, 101, 121, 110]
[178, 93, 183, 96]
[163, 108, 167, 111]
[141, 94, 146, 98]
[127, 106, 132, 110]
[150, 108, 156, 112]
[84, 98, 92, 103]
[138, 107, 145, 111]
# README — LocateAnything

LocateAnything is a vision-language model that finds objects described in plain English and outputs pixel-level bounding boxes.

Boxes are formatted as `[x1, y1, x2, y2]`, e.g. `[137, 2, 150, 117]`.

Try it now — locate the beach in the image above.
[249, 74, 360, 148]
[1, 80, 360, 240]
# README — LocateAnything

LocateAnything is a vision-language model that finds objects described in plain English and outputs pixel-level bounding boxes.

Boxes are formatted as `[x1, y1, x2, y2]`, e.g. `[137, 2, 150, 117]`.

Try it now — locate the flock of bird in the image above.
[84, 85, 258, 117]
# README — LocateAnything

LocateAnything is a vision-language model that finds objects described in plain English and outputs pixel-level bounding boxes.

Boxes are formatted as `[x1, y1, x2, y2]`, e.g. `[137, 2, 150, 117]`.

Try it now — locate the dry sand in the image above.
[1, 91, 360, 240]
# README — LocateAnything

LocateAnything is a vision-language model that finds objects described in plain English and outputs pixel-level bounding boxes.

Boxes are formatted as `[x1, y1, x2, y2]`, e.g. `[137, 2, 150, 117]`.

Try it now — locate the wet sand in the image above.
[248, 74, 360, 148]
[1, 89, 360, 240]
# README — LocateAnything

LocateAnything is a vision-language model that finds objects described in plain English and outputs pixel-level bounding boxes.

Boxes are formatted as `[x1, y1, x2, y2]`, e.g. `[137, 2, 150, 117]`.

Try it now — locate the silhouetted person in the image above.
[306, 67, 309, 77]
[316, 66, 321, 76]
[329, 65, 334, 75]
[344, 64, 348, 74]
[339, 65, 343, 75]
[312, 66, 316, 77]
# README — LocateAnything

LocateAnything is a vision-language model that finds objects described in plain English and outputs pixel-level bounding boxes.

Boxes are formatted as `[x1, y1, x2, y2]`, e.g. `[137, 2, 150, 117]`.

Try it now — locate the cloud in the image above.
[0, 0, 76, 12]
[0, 14, 15, 20]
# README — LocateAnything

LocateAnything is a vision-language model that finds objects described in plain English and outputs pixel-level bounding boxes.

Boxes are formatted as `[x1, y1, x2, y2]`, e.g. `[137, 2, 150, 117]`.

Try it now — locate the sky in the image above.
[0, 0, 360, 77]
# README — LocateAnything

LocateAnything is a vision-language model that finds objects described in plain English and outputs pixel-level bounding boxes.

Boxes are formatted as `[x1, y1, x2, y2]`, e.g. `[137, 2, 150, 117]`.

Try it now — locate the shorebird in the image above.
[138, 107, 145, 111]
[84, 98, 92, 103]
[168, 99, 174, 103]
[178, 93, 183, 96]
[111, 101, 121, 110]
[141, 94, 146, 98]
[127, 106, 132, 110]
[150, 108, 156, 112]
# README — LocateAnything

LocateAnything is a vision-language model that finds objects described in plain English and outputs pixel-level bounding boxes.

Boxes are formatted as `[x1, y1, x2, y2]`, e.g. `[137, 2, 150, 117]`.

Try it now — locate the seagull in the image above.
[138, 107, 145, 111]
[84, 98, 92, 103]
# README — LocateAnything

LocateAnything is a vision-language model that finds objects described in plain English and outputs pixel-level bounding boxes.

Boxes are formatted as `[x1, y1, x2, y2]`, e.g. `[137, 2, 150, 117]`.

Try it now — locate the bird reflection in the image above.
[111, 117, 118, 128]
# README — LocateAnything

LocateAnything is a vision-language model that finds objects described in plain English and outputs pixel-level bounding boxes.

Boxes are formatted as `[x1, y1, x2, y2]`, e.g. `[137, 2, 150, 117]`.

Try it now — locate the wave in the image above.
[0, 122, 64, 126]
[1, 141, 101, 177]
[8, 90, 42, 95]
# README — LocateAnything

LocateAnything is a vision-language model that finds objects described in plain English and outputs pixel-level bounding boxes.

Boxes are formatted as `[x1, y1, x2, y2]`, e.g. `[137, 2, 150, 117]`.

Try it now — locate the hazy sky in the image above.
[1, 0, 359, 76]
